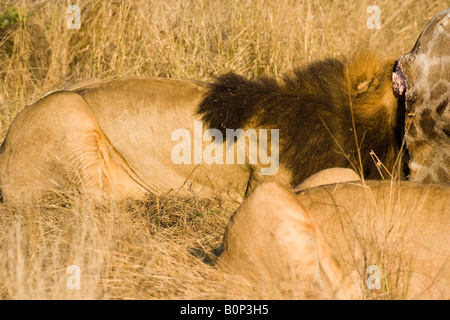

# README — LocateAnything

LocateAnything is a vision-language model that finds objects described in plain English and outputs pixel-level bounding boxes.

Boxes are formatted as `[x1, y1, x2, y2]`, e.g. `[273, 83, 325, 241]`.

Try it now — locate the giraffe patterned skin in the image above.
[395, 8, 450, 183]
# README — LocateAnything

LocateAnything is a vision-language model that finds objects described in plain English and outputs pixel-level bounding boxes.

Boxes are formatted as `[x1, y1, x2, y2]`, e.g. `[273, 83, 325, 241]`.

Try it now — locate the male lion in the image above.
[0, 52, 403, 203]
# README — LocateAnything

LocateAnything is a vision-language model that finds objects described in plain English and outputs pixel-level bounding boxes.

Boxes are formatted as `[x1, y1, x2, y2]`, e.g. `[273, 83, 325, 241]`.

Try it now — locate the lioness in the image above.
[218, 170, 449, 299]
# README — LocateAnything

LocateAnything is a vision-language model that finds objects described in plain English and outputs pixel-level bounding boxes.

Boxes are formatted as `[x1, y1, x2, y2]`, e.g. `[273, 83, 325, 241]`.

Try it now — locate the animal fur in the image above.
[198, 52, 407, 186]
[0, 52, 407, 203]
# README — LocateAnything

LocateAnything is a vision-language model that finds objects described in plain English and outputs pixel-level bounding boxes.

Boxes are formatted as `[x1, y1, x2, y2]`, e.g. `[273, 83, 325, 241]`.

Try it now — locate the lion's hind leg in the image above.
[57, 101, 150, 201]
[75, 128, 150, 201]
[218, 181, 359, 299]
[0, 91, 147, 203]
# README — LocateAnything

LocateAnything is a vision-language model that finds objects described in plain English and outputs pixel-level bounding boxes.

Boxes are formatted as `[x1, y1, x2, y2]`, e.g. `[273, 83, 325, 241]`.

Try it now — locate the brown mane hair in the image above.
[198, 52, 407, 185]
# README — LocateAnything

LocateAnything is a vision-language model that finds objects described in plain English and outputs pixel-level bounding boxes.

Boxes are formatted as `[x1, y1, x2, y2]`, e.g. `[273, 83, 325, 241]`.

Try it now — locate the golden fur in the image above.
[0, 52, 403, 203]
[0, 77, 255, 202]
[293, 167, 361, 191]
[198, 51, 405, 185]
[218, 171, 449, 299]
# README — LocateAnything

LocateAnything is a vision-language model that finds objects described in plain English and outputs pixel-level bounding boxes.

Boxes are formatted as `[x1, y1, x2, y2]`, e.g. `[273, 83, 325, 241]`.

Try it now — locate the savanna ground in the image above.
[0, 0, 447, 299]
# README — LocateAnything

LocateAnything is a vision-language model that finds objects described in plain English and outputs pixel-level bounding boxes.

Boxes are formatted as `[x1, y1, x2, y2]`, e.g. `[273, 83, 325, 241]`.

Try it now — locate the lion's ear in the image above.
[356, 80, 370, 93]
[356, 76, 379, 94]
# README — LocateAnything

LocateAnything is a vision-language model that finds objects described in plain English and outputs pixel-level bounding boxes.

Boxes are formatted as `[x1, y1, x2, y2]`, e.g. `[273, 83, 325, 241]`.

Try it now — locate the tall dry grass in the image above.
[0, 193, 253, 299]
[0, 0, 448, 299]
[0, 0, 446, 136]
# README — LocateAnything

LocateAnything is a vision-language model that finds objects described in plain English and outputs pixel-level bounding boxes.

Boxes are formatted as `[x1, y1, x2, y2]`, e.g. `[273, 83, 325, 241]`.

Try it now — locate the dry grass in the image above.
[0, 193, 253, 299]
[0, 0, 446, 134]
[0, 0, 448, 300]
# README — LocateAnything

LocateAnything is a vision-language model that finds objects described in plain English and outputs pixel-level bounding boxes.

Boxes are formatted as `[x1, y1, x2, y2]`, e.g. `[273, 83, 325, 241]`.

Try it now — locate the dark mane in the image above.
[198, 53, 406, 185]
[198, 58, 348, 133]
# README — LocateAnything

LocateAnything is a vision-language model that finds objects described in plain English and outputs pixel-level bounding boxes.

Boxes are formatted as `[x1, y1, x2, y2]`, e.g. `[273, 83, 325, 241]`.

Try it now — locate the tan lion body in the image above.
[219, 175, 449, 299]
[0, 78, 252, 202]
[293, 167, 361, 191]
[1, 51, 407, 203]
